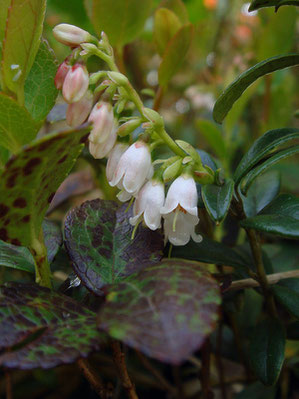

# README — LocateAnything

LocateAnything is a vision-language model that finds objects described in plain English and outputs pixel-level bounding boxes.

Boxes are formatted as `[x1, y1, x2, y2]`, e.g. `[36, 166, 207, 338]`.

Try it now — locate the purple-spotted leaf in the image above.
[42, 219, 62, 263]
[0, 282, 102, 369]
[0, 126, 89, 247]
[1, 0, 46, 99]
[98, 259, 221, 364]
[64, 199, 164, 295]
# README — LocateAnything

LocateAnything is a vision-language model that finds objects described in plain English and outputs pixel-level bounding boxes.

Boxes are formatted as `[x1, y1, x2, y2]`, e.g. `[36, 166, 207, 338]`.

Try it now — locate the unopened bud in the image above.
[107, 71, 129, 86]
[66, 90, 93, 127]
[88, 102, 116, 144]
[143, 108, 164, 128]
[116, 118, 142, 137]
[163, 158, 182, 182]
[54, 60, 70, 89]
[176, 140, 201, 163]
[194, 170, 214, 184]
[53, 24, 91, 47]
[80, 43, 98, 54]
[62, 63, 89, 103]
[89, 128, 117, 159]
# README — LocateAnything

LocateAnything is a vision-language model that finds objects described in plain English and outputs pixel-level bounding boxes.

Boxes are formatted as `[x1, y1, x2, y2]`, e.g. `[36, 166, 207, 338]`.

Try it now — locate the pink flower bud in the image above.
[88, 102, 115, 144]
[89, 128, 117, 159]
[53, 24, 91, 47]
[62, 64, 89, 103]
[66, 90, 93, 127]
[54, 60, 70, 89]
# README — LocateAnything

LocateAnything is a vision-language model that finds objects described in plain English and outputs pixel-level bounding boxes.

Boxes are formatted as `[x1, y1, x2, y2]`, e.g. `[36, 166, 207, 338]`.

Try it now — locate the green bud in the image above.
[193, 169, 215, 185]
[107, 71, 129, 86]
[117, 118, 142, 137]
[175, 140, 202, 164]
[143, 108, 164, 128]
[163, 158, 182, 182]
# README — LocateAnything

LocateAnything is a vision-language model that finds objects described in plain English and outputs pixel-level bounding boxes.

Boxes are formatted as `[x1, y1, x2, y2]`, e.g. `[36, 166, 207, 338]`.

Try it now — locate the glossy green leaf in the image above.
[0, 240, 34, 273]
[0, 92, 39, 153]
[202, 179, 234, 223]
[234, 127, 299, 184]
[90, 0, 153, 47]
[241, 194, 299, 239]
[24, 39, 58, 122]
[1, 0, 46, 100]
[171, 236, 250, 270]
[234, 381, 276, 399]
[64, 199, 164, 295]
[249, 0, 299, 11]
[0, 126, 89, 247]
[98, 259, 221, 364]
[158, 23, 193, 87]
[240, 145, 299, 194]
[242, 170, 280, 217]
[0, 282, 102, 369]
[213, 54, 299, 124]
[249, 317, 285, 385]
[154, 8, 182, 56]
[272, 279, 299, 319]
[160, 0, 189, 23]
[196, 119, 227, 161]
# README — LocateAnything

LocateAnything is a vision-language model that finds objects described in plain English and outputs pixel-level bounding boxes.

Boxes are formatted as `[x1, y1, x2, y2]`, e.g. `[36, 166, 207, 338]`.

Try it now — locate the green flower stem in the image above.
[95, 48, 119, 72]
[31, 231, 52, 289]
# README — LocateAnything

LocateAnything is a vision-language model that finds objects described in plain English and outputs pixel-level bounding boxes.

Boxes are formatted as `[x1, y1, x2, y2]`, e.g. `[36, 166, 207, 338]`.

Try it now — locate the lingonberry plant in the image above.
[0, 0, 298, 398]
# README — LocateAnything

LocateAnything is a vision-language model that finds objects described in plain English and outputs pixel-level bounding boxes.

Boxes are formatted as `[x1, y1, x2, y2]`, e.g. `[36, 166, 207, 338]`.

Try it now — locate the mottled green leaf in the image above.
[213, 55, 299, 124]
[158, 23, 193, 87]
[202, 179, 234, 223]
[43, 219, 62, 264]
[0, 0, 10, 64]
[234, 128, 299, 184]
[0, 126, 89, 247]
[0, 92, 39, 153]
[1, 0, 46, 100]
[249, 0, 299, 11]
[90, 0, 153, 47]
[154, 8, 181, 56]
[0, 282, 102, 369]
[0, 240, 34, 273]
[249, 317, 285, 385]
[98, 259, 221, 364]
[272, 279, 299, 318]
[242, 170, 280, 217]
[241, 194, 299, 239]
[64, 199, 164, 295]
[196, 119, 227, 162]
[24, 39, 58, 122]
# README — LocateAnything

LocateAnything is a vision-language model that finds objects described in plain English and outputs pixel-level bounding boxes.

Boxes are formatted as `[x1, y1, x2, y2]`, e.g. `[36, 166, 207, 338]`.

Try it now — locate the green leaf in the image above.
[64, 199, 164, 295]
[158, 23, 193, 87]
[234, 381, 276, 399]
[42, 220, 62, 264]
[171, 236, 251, 270]
[1, 0, 46, 101]
[0, 92, 39, 153]
[242, 170, 280, 217]
[202, 179, 234, 223]
[0, 126, 89, 247]
[160, 0, 189, 23]
[0, 146, 10, 168]
[196, 119, 227, 162]
[240, 145, 299, 194]
[213, 54, 299, 124]
[240, 194, 299, 239]
[154, 8, 182, 56]
[98, 259, 221, 364]
[249, 0, 299, 11]
[249, 317, 285, 385]
[0, 240, 34, 273]
[24, 39, 58, 122]
[272, 279, 299, 319]
[234, 127, 299, 184]
[0, 0, 10, 65]
[0, 282, 102, 369]
[90, 0, 153, 47]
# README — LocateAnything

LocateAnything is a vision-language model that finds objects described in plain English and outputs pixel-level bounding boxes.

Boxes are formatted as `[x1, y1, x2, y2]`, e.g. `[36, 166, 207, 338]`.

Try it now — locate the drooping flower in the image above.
[160, 174, 202, 246]
[54, 60, 70, 89]
[106, 143, 129, 182]
[62, 64, 89, 103]
[109, 141, 153, 201]
[129, 180, 165, 230]
[53, 24, 91, 47]
[66, 90, 93, 126]
[88, 102, 115, 144]
[89, 127, 117, 159]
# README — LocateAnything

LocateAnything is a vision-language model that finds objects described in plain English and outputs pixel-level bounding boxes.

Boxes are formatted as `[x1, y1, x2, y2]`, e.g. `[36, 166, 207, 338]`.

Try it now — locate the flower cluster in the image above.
[53, 24, 215, 245]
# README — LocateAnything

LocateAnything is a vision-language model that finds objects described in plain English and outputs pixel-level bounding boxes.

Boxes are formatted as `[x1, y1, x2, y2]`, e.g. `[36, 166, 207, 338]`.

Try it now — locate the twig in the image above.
[5, 372, 13, 399]
[135, 351, 176, 395]
[77, 358, 107, 398]
[200, 339, 212, 399]
[111, 341, 139, 399]
[216, 323, 227, 399]
[172, 366, 185, 399]
[229, 269, 299, 291]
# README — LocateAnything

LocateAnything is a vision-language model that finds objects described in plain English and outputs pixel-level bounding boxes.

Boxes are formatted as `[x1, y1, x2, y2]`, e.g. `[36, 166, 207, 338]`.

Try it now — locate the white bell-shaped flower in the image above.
[89, 127, 117, 159]
[109, 141, 153, 200]
[129, 180, 165, 230]
[106, 143, 129, 182]
[160, 174, 202, 246]
[88, 102, 115, 144]
[66, 90, 93, 126]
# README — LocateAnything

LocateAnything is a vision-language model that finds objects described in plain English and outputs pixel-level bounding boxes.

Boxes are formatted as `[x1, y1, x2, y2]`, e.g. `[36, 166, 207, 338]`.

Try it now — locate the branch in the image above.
[77, 358, 107, 398]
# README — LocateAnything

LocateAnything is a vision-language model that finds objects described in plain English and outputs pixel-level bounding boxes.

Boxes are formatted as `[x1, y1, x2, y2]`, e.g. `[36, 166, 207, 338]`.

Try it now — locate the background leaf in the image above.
[1, 0, 46, 100]
[0, 0, 10, 65]
[160, 0, 189, 23]
[202, 179, 234, 223]
[0, 92, 39, 153]
[98, 259, 221, 364]
[196, 119, 227, 163]
[213, 55, 299, 124]
[0, 282, 101, 369]
[0, 240, 34, 273]
[272, 279, 299, 318]
[249, 317, 285, 385]
[42, 219, 62, 263]
[24, 39, 58, 122]
[158, 23, 193, 87]
[154, 8, 181, 56]
[64, 199, 164, 295]
[0, 126, 89, 247]
[90, 0, 153, 47]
